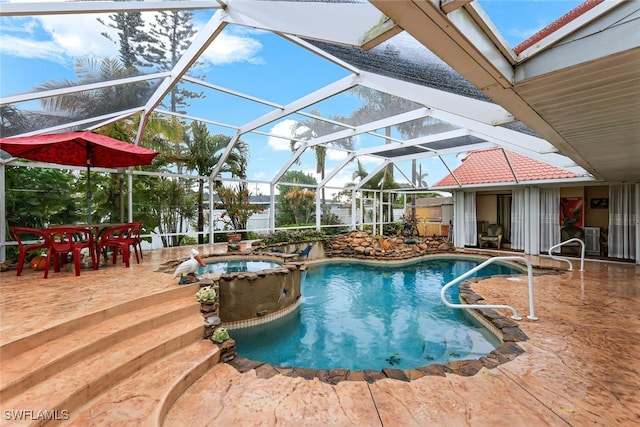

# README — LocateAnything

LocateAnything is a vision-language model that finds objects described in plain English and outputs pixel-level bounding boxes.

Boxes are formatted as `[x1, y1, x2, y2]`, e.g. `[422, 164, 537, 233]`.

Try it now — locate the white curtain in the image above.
[608, 184, 636, 260]
[540, 188, 560, 252]
[463, 191, 477, 246]
[511, 188, 527, 250]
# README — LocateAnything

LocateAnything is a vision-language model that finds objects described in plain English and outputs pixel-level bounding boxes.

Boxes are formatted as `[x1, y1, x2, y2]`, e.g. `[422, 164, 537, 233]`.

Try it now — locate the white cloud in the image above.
[267, 120, 297, 151]
[0, 15, 119, 64]
[1, 11, 264, 68]
[39, 14, 117, 58]
[0, 35, 68, 63]
[201, 32, 263, 65]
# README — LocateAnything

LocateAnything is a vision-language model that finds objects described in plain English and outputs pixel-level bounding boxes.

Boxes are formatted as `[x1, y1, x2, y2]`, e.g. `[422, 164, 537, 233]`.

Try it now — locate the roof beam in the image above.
[239, 75, 358, 134]
[7, 108, 144, 138]
[271, 143, 309, 185]
[355, 129, 469, 157]
[360, 72, 514, 126]
[225, 0, 395, 48]
[1, 72, 170, 106]
[440, 0, 474, 15]
[379, 142, 495, 164]
[0, 1, 220, 16]
[318, 154, 356, 188]
[305, 107, 431, 148]
[353, 160, 390, 191]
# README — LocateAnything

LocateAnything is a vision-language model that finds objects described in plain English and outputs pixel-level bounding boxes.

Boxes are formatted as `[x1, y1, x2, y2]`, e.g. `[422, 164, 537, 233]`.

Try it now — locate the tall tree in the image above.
[98, 11, 154, 68]
[145, 10, 204, 114]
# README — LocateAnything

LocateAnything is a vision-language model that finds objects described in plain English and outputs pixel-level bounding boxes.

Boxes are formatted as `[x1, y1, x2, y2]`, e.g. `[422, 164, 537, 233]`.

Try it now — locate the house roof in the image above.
[513, 0, 604, 54]
[432, 148, 580, 188]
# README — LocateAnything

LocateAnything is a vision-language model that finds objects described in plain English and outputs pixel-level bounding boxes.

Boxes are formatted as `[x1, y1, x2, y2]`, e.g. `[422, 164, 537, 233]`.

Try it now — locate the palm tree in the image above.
[289, 110, 354, 224]
[180, 122, 248, 244]
[36, 57, 155, 122]
[98, 111, 184, 223]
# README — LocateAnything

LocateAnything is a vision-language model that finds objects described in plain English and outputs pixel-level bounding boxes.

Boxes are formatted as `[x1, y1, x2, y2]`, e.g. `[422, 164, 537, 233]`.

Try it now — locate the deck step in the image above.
[0, 315, 204, 427]
[0, 284, 199, 360]
[0, 292, 199, 403]
[66, 340, 220, 426]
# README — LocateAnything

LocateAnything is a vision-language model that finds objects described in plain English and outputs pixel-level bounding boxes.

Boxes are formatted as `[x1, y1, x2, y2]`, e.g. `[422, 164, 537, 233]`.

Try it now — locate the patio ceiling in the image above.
[371, 0, 640, 184]
[1, 0, 636, 189]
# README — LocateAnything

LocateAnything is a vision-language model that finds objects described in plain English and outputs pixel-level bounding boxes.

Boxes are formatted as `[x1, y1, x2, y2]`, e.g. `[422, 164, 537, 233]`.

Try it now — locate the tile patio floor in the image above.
[1, 245, 638, 426]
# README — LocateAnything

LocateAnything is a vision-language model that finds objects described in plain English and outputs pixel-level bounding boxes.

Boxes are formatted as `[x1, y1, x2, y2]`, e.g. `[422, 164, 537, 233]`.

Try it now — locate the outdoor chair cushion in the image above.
[478, 224, 503, 249]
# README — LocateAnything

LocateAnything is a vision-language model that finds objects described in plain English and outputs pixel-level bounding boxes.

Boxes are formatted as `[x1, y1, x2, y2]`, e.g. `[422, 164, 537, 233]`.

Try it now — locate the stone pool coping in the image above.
[226, 253, 566, 384]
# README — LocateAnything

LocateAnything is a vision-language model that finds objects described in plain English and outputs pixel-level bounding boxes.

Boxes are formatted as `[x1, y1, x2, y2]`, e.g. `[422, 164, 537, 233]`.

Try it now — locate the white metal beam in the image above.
[8, 108, 143, 138]
[271, 143, 309, 185]
[353, 160, 389, 191]
[238, 75, 358, 134]
[305, 108, 432, 148]
[0, 1, 221, 17]
[1, 72, 170, 106]
[225, 0, 395, 48]
[359, 72, 514, 126]
[318, 153, 356, 188]
[355, 129, 469, 157]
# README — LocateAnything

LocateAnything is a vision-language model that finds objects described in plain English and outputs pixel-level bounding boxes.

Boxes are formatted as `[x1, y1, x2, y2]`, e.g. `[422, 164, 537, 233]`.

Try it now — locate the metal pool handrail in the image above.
[547, 238, 585, 272]
[440, 256, 538, 321]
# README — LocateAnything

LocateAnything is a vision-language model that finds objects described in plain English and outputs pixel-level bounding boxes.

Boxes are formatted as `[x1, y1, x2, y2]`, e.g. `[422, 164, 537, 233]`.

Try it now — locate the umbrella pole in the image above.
[87, 164, 92, 225]
[86, 145, 92, 224]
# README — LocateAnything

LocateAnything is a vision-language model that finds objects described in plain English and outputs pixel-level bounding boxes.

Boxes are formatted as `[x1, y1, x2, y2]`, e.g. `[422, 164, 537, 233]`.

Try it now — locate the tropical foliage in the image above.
[276, 171, 317, 227]
[216, 184, 263, 232]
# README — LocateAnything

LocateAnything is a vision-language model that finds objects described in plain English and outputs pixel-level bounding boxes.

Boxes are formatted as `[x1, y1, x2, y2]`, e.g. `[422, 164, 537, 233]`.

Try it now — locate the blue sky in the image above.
[0, 0, 584, 195]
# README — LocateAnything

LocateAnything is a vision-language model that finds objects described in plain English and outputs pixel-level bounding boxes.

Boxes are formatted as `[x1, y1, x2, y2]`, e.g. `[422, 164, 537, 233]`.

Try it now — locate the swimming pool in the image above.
[198, 260, 281, 275]
[231, 257, 523, 371]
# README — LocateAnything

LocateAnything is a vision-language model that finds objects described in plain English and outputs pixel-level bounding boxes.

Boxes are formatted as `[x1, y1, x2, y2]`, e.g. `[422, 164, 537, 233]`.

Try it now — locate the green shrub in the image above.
[259, 230, 328, 245]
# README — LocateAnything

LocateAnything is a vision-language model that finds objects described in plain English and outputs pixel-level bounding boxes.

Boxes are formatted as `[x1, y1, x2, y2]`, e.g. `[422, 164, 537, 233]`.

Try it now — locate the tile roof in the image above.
[513, 0, 604, 54]
[432, 148, 579, 188]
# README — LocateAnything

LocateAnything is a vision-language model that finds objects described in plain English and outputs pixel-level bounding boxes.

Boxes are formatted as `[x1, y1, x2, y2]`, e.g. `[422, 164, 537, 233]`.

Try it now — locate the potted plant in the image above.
[211, 327, 230, 343]
[195, 286, 217, 303]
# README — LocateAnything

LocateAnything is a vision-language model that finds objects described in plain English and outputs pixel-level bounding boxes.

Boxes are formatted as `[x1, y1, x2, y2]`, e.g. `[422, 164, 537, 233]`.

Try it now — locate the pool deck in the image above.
[1, 245, 639, 426]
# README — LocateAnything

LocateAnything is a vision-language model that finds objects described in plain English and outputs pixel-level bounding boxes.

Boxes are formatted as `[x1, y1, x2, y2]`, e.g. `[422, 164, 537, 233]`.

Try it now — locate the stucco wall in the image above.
[218, 265, 303, 322]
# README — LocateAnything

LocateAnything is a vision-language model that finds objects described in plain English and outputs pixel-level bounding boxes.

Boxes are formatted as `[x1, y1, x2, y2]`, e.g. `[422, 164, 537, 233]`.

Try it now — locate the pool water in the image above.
[198, 260, 281, 275]
[231, 257, 523, 371]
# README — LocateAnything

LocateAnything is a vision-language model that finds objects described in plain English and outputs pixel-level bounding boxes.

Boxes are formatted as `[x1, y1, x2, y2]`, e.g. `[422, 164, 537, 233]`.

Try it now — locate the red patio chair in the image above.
[12, 227, 53, 278]
[129, 222, 144, 261]
[97, 224, 139, 268]
[46, 226, 98, 276]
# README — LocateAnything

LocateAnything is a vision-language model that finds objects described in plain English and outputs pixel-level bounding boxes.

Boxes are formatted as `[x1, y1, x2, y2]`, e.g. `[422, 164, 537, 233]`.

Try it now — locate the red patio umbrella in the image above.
[0, 131, 159, 224]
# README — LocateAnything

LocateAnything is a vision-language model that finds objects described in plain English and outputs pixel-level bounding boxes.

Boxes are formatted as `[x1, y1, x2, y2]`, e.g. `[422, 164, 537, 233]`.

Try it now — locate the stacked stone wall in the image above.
[328, 230, 454, 260]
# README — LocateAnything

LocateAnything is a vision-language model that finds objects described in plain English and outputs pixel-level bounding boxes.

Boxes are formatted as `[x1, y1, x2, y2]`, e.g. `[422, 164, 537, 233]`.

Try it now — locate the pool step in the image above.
[0, 285, 218, 427]
[66, 340, 220, 426]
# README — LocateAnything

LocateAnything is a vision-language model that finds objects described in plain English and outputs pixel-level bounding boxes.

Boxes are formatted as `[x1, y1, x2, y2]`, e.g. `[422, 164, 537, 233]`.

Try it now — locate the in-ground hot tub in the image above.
[198, 255, 305, 326]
